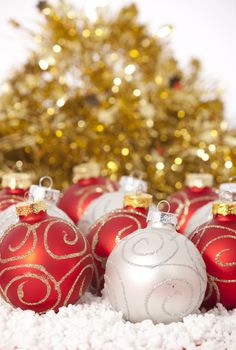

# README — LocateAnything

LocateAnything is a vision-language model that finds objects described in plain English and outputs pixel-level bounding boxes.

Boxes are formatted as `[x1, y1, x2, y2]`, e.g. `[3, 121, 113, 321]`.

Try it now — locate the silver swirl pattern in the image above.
[104, 226, 207, 324]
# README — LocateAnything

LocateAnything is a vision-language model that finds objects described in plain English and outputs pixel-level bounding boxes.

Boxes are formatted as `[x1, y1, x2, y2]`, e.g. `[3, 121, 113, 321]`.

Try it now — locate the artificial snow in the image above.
[0, 293, 235, 350]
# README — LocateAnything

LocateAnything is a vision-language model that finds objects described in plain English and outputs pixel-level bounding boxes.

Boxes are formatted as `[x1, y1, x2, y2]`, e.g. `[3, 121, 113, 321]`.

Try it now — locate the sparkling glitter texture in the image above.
[0, 2, 236, 198]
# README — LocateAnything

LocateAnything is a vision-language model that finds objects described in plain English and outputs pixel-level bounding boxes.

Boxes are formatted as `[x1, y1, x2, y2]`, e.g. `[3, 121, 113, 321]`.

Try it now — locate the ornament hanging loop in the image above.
[130, 170, 144, 180]
[23, 190, 30, 201]
[219, 190, 233, 202]
[131, 171, 146, 194]
[135, 183, 145, 194]
[23, 190, 34, 202]
[147, 201, 177, 227]
[39, 176, 53, 189]
[157, 200, 170, 213]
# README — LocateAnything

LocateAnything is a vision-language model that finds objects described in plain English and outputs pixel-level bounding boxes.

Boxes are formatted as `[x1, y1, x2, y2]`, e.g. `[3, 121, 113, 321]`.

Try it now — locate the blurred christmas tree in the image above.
[0, 0, 235, 198]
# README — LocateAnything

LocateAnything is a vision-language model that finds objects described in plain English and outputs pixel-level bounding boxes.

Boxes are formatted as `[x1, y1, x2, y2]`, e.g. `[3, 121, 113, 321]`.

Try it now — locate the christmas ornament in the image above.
[87, 192, 152, 293]
[58, 162, 117, 224]
[167, 173, 217, 233]
[0, 176, 73, 236]
[190, 201, 236, 310]
[1, 2, 235, 199]
[185, 182, 236, 236]
[104, 203, 207, 324]
[0, 199, 93, 313]
[78, 175, 147, 235]
[0, 172, 32, 212]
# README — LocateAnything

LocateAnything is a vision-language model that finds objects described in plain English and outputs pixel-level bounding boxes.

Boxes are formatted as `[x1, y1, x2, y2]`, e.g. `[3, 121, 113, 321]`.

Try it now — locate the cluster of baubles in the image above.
[0, 164, 235, 325]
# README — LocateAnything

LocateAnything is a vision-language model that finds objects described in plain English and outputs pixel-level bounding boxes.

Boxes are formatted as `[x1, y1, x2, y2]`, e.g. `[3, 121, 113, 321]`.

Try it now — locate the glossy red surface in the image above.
[58, 176, 118, 224]
[190, 213, 236, 309]
[167, 186, 217, 233]
[87, 205, 149, 294]
[0, 187, 28, 212]
[0, 212, 93, 313]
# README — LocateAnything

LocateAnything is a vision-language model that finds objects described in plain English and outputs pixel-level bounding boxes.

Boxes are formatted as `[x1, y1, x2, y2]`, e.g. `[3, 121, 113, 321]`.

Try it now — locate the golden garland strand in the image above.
[0, 1, 236, 199]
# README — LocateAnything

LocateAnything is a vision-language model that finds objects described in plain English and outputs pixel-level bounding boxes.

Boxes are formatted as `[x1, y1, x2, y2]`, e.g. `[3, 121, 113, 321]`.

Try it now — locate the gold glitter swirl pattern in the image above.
[91, 210, 146, 266]
[89, 209, 146, 291]
[0, 217, 93, 312]
[43, 217, 88, 259]
[215, 249, 236, 267]
[0, 195, 23, 211]
[79, 192, 124, 234]
[0, 223, 38, 263]
[169, 191, 217, 230]
[0, 264, 62, 312]
[115, 225, 133, 244]
[62, 257, 94, 306]
[190, 222, 236, 306]
[204, 275, 221, 304]
[16, 274, 51, 305]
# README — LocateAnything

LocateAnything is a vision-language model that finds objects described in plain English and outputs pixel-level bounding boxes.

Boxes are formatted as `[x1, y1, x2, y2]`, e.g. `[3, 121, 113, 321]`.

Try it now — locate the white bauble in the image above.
[78, 176, 147, 235]
[185, 202, 212, 236]
[0, 202, 73, 236]
[104, 210, 207, 324]
[185, 182, 236, 236]
[0, 180, 73, 236]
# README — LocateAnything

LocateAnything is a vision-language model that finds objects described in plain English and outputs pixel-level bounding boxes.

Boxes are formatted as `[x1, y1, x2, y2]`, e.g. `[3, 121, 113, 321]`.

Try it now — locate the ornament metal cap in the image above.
[1, 172, 32, 190]
[124, 193, 152, 208]
[16, 199, 47, 217]
[212, 201, 236, 216]
[119, 176, 147, 193]
[29, 176, 60, 204]
[185, 173, 213, 188]
[73, 161, 100, 182]
[147, 201, 178, 227]
[219, 183, 236, 201]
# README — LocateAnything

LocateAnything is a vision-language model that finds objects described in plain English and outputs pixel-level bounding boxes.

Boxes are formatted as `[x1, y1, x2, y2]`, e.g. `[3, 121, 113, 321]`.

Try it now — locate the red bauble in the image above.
[0, 172, 32, 212]
[0, 200, 93, 313]
[167, 174, 217, 233]
[87, 193, 152, 293]
[190, 202, 236, 310]
[0, 188, 26, 212]
[58, 176, 117, 224]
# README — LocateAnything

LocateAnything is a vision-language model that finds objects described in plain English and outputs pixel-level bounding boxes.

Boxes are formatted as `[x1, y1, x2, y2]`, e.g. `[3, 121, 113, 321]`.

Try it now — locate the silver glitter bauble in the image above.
[78, 176, 147, 235]
[104, 206, 207, 324]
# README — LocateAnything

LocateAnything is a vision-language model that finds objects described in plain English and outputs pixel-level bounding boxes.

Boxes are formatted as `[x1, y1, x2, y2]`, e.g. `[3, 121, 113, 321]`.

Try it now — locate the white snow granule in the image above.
[0, 293, 235, 350]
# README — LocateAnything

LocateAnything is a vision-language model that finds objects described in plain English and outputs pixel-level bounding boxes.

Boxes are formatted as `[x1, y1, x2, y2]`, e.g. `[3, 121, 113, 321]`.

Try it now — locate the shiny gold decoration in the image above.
[73, 161, 100, 182]
[2, 173, 32, 189]
[212, 202, 236, 216]
[16, 200, 47, 216]
[0, 1, 236, 197]
[124, 193, 153, 208]
[185, 173, 213, 188]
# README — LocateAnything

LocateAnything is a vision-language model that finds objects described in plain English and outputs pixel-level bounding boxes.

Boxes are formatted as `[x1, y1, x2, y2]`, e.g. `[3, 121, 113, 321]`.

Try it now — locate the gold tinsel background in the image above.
[0, 0, 236, 199]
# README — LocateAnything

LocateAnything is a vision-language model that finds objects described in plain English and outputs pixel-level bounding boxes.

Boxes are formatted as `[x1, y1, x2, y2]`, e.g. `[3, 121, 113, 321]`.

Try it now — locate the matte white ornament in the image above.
[185, 182, 236, 236]
[104, 204, 207, 324]
[78, 176, 147, 235]
[0, 176, 73, 235]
